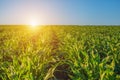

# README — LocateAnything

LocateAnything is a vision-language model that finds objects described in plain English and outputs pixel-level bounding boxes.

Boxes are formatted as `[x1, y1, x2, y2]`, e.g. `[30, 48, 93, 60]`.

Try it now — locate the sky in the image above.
[0, 0, 120, 25]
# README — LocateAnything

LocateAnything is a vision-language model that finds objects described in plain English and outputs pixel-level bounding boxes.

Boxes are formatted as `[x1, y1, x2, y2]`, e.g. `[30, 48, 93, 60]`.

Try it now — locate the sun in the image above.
[31, 21, 38, 27]
[30, 20, 38, 27]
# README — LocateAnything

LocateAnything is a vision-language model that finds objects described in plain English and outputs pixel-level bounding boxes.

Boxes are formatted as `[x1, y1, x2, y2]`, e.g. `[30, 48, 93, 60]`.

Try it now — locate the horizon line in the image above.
[0, 24, 120, 26]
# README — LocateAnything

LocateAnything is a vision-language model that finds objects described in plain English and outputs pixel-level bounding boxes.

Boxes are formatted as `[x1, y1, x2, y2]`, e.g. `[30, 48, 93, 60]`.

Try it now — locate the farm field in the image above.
[0, 25, 120, 80]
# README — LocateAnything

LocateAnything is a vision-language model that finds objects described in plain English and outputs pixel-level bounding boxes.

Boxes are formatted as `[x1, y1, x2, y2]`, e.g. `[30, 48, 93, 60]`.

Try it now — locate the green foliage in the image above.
[0, 25, 120, 80]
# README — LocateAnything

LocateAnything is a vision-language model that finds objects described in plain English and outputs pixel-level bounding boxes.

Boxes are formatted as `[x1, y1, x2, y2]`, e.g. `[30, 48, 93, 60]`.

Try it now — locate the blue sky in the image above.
[0, 0, 120, 25]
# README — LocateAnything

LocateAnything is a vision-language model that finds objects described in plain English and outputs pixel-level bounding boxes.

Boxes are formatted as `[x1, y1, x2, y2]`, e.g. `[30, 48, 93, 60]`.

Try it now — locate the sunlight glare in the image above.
[31, 21, 38, 27]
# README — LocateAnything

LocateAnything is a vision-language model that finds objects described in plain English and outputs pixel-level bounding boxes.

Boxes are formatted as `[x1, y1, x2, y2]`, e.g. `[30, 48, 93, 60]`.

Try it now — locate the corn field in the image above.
[0, 25, 120, 80]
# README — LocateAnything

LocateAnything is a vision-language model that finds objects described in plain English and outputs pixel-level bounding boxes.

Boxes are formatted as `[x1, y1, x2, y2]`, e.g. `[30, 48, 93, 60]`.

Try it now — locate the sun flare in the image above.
[29, 18, 39, 27]
[31, 21, 38, 27]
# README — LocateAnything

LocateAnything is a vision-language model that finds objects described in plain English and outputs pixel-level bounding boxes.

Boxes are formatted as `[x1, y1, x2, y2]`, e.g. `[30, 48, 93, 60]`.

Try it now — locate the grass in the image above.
[0, 25, 120, 80]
